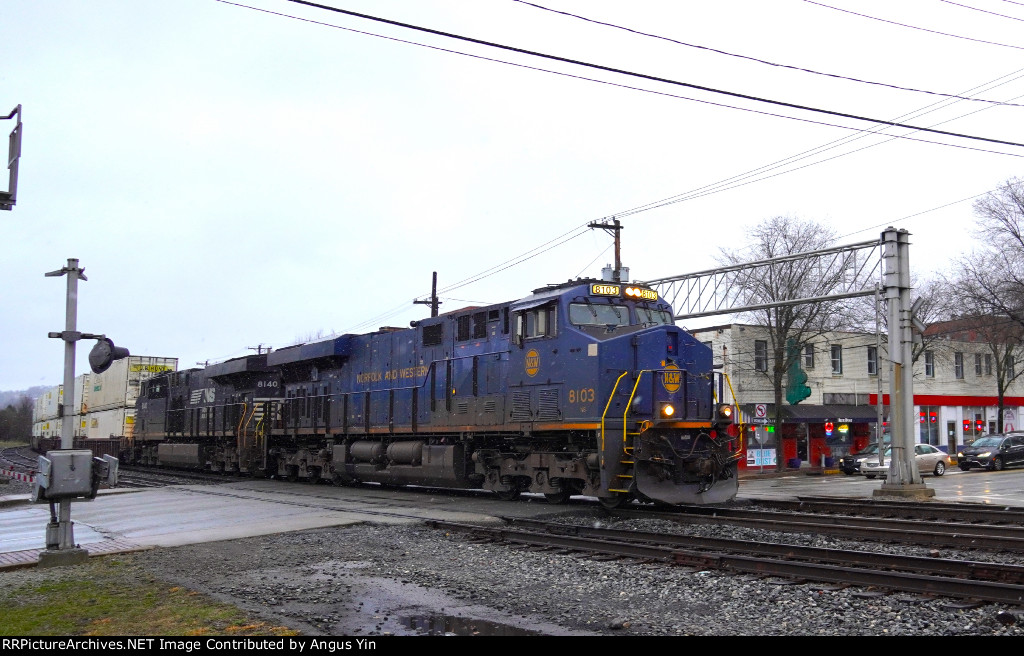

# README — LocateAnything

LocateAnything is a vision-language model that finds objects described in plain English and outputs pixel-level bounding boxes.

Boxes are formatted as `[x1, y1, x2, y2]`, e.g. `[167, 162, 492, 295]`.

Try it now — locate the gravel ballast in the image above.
[4, 494, 1023, 637]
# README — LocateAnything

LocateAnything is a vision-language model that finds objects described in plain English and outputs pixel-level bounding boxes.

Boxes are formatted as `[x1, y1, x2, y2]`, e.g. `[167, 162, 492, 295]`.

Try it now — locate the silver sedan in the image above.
[861, 443, 951, 478]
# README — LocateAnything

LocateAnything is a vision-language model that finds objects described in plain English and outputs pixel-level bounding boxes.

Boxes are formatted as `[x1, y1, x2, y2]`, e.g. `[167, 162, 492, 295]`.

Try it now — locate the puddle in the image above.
[400, 613, 544, 636]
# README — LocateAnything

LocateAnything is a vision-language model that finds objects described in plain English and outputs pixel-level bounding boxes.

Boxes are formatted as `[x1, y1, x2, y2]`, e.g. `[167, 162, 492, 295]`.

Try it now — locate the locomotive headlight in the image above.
[717, 404, 734, 422]
[660, 403, 675, 418]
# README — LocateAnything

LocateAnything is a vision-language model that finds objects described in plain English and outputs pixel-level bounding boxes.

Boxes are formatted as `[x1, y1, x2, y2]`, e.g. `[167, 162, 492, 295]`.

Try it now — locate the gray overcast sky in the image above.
[2, 0, 1023, 390]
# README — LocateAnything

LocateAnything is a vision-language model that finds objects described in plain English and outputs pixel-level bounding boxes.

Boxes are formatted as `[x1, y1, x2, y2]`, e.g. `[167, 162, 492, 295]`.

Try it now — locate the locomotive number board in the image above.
[590, 284, 659, 302]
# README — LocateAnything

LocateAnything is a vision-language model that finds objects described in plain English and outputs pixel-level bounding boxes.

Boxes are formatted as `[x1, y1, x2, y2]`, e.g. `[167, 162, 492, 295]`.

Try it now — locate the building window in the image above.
[804, 344, 814, 369]
[955, 352, 964, 379]
[754, 340, 768, 372]
[831, 344, 843, 375]
[985, 353, 992, 376]
[867, 346, 878, 376]
[975, 353, 983, 376]
[925, 350, 934, 378]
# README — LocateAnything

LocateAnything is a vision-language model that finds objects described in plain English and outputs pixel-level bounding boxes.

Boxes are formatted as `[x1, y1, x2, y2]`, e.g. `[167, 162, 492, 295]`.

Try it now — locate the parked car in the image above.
[957, 433, 1024, 471]
[839, 442, 886, 475]
[861, 443, 950, 478]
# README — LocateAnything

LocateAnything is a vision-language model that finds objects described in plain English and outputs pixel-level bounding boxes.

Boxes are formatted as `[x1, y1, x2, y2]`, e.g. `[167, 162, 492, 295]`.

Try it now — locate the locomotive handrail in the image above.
[242, 402, 259, 448]
[623, 370, 651, 448]
[236, 402, 247, 454]
[600, 371, 630, 458]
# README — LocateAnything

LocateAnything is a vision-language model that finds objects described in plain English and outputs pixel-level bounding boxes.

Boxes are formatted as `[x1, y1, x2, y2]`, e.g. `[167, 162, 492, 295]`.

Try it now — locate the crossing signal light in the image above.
[89, 337, 129, 374]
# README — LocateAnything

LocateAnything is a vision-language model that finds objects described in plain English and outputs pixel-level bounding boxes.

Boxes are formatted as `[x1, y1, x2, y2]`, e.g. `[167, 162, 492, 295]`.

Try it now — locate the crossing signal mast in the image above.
[1, 105, 22, 211]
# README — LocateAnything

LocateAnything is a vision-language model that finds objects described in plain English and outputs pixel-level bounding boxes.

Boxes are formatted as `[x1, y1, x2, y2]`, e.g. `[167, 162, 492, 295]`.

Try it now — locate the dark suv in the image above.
[957, 433, 1024, 471]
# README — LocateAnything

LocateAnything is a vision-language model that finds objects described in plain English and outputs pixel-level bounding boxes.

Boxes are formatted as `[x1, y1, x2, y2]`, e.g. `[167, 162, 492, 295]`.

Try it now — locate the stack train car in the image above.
[122, 278, 743, 507]
[31, 356, 179, 457]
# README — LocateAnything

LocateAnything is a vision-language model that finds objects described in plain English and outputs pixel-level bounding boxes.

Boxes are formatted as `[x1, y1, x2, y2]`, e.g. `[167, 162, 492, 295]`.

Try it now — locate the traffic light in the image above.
[89, 337, 129, 374]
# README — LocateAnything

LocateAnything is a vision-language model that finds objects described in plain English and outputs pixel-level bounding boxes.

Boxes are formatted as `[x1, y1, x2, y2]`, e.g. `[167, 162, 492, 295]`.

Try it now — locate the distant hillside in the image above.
[0, 386, 49, 409]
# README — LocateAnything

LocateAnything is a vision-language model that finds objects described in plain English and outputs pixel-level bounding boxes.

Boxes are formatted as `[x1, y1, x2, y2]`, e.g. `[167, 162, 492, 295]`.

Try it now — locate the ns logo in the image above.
[661, 364, 681, 393]
[525, 349, 540, 377]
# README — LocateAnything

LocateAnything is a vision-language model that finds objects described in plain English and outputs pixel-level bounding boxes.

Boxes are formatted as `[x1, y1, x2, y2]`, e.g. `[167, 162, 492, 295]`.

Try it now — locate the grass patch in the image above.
[0, 557, 299, 636]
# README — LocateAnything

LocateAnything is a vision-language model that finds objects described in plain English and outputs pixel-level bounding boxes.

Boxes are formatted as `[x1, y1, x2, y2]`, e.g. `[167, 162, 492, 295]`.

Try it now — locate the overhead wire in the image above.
[803, 0, 1024, 50]
[264, 0, 1024, 148]
[510, 0, 1024, 106]
[213, 1, 1024, 334]
[941, 0, 1024, 22]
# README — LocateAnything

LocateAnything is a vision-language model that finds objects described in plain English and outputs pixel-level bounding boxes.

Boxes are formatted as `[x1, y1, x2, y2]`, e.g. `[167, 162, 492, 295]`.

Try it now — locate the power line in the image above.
[215, 1, 1024, 157]
[511, 0, 1024, 106]
[212, 1, 1023, 336]
[268, 0, 1024, 148]
[941, 0, 1024, 22]
[804, 0, 1024, 50]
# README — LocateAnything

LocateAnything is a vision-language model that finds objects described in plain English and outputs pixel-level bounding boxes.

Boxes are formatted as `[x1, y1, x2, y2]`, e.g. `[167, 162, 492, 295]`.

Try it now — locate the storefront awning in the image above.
[741, 404, 883, 423]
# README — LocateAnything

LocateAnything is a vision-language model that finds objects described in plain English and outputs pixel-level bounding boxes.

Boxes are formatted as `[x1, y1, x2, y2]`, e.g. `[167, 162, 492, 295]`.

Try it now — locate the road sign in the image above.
[755, 404, 767, 419]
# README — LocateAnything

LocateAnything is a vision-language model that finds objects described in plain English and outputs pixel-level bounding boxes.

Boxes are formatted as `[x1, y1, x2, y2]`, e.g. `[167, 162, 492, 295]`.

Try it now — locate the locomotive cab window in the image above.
[514, 303, 557, 344]
[568, 300, 629, 327]
[635, 307, 674, 326]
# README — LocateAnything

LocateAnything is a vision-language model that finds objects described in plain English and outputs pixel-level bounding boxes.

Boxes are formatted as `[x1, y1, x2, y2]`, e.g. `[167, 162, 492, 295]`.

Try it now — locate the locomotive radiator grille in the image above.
[511, 391, 532, 421]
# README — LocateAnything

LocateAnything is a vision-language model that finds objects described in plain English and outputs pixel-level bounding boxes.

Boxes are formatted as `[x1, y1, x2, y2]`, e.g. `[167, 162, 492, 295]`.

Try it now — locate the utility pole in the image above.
[588, 219, 623, 281]
[414, 271, 441, 317]
[248, 345, 271, 355]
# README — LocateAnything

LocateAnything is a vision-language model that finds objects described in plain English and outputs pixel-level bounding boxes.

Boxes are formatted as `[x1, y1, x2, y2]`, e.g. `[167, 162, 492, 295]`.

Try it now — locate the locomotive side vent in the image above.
[511, 391, 532, 421]
[537, 388, 560, 421]
[455, 401, 469, 414]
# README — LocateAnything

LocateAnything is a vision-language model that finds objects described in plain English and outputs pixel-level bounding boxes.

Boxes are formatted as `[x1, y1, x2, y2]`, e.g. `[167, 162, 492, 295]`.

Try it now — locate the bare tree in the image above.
[939, 178, 1024, 432]
[952, 178, 1024, 325]
[718, 216, 850, 468]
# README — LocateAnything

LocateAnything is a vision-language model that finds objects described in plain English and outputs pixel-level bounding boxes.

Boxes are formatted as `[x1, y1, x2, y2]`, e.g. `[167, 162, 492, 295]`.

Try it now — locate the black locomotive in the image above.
[129, 279, 741, 506]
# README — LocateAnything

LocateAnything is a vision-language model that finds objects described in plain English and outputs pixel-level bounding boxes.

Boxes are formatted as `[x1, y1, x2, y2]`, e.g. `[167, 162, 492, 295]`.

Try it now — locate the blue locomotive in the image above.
[130, 279, 741, 506]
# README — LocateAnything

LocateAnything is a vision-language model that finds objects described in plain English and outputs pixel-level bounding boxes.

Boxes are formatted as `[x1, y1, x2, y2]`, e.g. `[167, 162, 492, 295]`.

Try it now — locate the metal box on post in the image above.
[32, 450, 94, 501]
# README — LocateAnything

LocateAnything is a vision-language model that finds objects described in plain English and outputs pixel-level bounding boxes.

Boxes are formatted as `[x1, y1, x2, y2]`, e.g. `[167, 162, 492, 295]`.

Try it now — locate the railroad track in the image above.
[765, 496, 1024, 524]
[626, 504, 1024, 552]
[426, 516, 1024, 607]
[1, 447, 38, 473]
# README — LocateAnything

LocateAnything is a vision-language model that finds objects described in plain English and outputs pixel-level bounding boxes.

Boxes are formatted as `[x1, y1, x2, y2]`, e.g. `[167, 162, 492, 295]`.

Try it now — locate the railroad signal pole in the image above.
[1, 104, 22, 211]
[41, 258, 129, 567]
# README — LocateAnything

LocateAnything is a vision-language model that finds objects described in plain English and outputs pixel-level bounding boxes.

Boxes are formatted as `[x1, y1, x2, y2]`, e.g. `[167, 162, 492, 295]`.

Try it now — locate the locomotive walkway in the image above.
[2, 467, 1023, 571]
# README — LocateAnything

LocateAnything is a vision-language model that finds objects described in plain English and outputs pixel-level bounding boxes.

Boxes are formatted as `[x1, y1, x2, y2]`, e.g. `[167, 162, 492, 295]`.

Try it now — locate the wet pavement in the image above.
[3, 467, 1024, 569]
